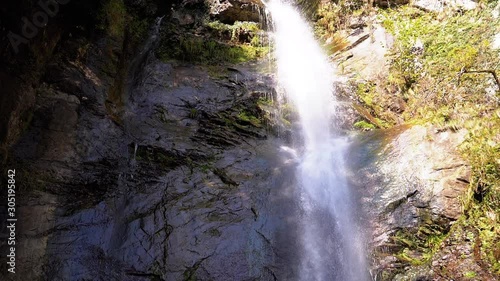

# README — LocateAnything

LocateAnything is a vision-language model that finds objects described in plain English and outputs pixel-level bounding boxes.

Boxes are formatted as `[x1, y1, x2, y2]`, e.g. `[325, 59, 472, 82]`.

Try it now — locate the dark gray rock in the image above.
[3, 47, 308, 280]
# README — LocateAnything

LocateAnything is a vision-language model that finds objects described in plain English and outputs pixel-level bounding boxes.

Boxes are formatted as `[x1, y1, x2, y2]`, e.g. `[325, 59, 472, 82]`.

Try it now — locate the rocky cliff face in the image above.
[0, 1, 288, 280]
[1, 1, 493, 281]
[5, 55, 297, 280]
[0, 0, 172, 158]
[347, 124, 497, 280]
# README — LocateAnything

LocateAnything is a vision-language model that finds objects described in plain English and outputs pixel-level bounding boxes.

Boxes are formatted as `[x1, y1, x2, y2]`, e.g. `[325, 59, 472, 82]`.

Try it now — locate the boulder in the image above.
[338, 23, 394, 81]
[348, 125, 471, 279]
[412, 0, 477, 12]
[208, 0, 263, 24]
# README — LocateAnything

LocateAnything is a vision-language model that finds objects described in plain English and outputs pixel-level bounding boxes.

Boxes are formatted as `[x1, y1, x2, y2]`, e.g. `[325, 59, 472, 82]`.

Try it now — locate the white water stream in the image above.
[267, 1, 369, 280]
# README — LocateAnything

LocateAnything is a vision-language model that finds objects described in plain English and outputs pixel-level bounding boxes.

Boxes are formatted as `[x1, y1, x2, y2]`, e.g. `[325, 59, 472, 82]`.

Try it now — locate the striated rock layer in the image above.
[349, 125, 472, 280]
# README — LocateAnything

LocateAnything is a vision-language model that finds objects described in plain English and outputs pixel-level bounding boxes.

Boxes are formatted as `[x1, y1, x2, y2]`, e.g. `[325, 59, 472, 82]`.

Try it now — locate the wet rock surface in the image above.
[338, 23, 394, 81]
[2, 52, 482, 280]
[2, 52, 305, 280]
[0, 0, 301, 279]
[348, 125, 472, 280]
[2, 1, 493, 280]
[0, 0, 170, 155]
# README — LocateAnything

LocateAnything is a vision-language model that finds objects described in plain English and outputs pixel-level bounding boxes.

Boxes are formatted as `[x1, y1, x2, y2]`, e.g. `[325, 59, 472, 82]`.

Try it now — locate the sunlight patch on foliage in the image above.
[377, 5, 500, 273]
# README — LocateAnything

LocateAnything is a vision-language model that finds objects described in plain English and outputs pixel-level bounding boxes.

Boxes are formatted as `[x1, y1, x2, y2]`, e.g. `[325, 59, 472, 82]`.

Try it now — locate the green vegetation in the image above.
[206, 20, 260, 43]
[200, 163, 214, 174]
[129, 17, 150, 43]
[207, 20, 260, 32]
[158, 35, 269, 65]
[459, 112, 500, 273]
[257, 96, 274, 107]
[394, 229, 448, 266]
[207, 228, 222, 237]
[315, 1, 363, 37]
[158, 18, 269, 65]
[353, 6, 500, 127]
[350, 3, 500, 274]
[464, 271, 477, 278]
[237, 111, 262, 127]
[188, 108, 199, 119]
[155, 105, 171, 124]
[391, 208, 450, 266]
[134, 145, 180, 169]
[17, 168, 49, 193]
[97, 0, 127, 38]
[96, 0, 153, 44]
[353, 120, 376, 130]
[354, 82, 395, 127]
[296, 0, 322, 18]
[379, 6, 499, 124]
[310, 0, 500, 274]
[314, 0, 365, 54]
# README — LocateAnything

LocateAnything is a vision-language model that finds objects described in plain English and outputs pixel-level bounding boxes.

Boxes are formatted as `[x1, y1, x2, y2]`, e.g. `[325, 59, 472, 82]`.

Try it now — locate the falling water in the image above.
[267, 1, 369, 280]
[126, 16, 164, 97]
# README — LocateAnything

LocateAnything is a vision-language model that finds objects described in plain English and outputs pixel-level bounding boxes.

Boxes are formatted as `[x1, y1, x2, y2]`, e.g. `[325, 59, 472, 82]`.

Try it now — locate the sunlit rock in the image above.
[349, 125, 471, 279]
[208, 0, 264, 24]
[412, 0, 477, 12]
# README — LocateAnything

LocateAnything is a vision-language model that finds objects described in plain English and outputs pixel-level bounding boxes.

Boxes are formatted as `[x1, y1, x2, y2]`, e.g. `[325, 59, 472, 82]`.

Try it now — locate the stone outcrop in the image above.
[348, 125, 471, 280]
[412, 0, 477, 12]
[0, 0, 170, 158]
[2, 46, 298, 279]
[0, 0, 287, 279]
[336, 22, 394, 81]
[1, 1, 491, 280]
[373, 0, 477, 10]
[208, 0, 264, 24]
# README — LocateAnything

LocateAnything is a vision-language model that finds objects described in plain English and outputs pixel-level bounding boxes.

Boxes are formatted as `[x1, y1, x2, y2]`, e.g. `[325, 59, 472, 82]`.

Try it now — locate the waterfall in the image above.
[267, 1, 369, 280]
[126, 16, 164, 97]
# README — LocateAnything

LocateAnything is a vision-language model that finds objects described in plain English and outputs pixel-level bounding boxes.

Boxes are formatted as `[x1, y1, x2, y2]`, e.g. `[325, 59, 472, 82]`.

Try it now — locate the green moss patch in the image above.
[369, 4, 500, 275]
[158, 34, 269, 65]
[379, 6, 499, 124]
[459, 111, 500, 274]
[97, 0, 127, 39]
